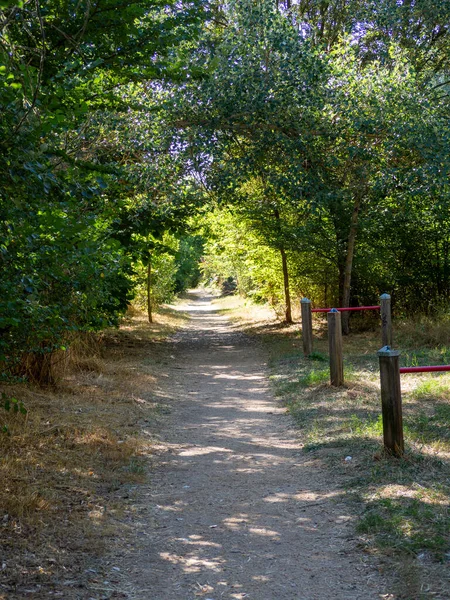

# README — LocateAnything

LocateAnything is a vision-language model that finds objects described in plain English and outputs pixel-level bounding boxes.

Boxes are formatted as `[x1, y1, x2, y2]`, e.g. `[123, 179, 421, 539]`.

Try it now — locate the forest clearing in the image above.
[1, 0, 450, 599]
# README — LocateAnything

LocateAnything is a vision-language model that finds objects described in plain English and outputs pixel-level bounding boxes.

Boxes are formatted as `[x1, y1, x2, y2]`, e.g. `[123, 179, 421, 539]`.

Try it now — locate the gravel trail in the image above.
[114, 291, 388, 600]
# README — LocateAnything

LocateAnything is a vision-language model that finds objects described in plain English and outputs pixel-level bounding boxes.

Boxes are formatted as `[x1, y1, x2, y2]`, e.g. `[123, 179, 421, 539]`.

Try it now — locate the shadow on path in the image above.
[114, 291, 389, 600]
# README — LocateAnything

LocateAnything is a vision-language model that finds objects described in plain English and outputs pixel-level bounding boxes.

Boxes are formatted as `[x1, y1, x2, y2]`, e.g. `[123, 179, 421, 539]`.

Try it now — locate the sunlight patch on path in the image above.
[116, 290, 388, 600]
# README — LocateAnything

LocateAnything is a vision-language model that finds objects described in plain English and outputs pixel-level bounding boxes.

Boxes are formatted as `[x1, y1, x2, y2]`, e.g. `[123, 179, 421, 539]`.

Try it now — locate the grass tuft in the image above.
[307, 351, 327, 361]
[397, 314, 450, 348]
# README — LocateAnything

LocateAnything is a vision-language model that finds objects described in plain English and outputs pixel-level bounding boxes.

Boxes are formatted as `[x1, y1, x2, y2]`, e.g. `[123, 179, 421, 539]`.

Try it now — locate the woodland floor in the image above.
[98, 290, 392, 600]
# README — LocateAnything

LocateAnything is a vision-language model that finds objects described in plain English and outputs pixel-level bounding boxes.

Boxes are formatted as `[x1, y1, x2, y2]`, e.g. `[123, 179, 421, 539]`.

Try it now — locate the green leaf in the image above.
[0, 1, 23, 7]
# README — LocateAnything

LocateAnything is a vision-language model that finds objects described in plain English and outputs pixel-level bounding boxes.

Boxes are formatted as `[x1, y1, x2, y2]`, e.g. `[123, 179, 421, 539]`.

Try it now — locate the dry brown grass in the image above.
[213, 294, 301, 336]
[397, 313, 450, 348]
[0, 305, 183, 599]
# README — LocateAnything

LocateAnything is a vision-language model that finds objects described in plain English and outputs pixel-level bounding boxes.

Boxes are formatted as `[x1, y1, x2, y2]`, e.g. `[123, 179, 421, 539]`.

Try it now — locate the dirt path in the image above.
[111, 291, 388, 600]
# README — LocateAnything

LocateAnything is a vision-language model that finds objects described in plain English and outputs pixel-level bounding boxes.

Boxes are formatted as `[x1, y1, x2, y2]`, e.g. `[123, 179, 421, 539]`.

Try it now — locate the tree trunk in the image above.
[147, 257, 153, 324]
[341, 196, 361, 335]
[337, 261, 345, 307]
[273, 206, 292, 324]
[280, 247, 292, 324]
[444, 238, 449, 300]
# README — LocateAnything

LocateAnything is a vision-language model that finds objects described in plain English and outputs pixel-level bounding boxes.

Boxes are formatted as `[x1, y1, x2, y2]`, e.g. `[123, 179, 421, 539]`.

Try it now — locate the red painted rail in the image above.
[399, 365, 450, 374]
[311, 305, 381, 313]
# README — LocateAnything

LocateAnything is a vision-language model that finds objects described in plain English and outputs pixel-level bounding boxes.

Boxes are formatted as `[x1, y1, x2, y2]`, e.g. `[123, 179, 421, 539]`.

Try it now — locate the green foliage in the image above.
[0, 193, 134, 381]
[2, 0, 450, 383]
[201, 209, 287, 305]
[173, 0, 450, 317]
[133, 233, 179, 308]
[0, 1, 208, 382]
[1, 393, 26, 416]
[174, 235, 204, 293]
[1, 392, 27, 434]
[300, 369, 330, 386]
[307, 351, 327, 362]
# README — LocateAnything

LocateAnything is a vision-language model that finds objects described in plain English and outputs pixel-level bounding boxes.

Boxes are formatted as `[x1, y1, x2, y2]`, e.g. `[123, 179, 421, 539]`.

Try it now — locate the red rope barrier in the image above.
[311, 305, 381, 313]
[399, 365, 450, 374]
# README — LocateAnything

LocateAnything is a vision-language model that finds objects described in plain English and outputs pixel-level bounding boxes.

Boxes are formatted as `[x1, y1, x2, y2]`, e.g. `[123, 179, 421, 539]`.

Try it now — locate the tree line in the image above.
[1, 0, 449, 383]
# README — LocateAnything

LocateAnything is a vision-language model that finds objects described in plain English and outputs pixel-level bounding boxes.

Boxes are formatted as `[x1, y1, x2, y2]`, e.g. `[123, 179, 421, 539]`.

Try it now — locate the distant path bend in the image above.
[118, 290, 387, 600]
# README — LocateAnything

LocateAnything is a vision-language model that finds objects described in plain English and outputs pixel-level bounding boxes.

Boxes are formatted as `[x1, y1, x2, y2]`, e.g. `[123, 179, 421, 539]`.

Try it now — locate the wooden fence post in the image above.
[380, 293, 392, 347]
[377, 346, 404, 457]
[328, 309, 344, 386]
[301, 298, 313, 357]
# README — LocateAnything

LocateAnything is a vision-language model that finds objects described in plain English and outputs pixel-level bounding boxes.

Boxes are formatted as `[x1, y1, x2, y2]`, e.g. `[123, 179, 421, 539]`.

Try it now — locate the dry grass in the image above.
[213, 294, 278, 324]
[217, 295, 450, 600]
[397, 313, 450, 348]
[0, 305, 183, 599]
[213, 294, 302, 340]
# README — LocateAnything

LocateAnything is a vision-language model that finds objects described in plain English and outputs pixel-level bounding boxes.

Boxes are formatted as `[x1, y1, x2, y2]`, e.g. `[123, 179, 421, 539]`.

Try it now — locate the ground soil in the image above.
[102, 291, 390, 600]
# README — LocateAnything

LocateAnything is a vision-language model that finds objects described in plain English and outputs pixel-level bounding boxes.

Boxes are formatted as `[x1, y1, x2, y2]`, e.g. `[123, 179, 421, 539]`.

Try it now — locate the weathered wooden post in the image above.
[327, 309, 344, 386]
[377, 346, 404, 457]
[380, 293, 392, 347]
[301, 298, 313, 357]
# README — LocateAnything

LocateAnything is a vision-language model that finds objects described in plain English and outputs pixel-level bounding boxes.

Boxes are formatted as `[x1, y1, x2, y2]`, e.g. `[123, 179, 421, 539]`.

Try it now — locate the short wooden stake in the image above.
[327, 309, 344, 386]
[380, 293, 392, 347]
[377, 346, 404, 457]
[301, 298, 313, 357]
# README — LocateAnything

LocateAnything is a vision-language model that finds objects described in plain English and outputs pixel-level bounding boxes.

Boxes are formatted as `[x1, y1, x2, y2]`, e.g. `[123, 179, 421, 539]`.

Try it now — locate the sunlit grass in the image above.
[411, 377, 450, 400]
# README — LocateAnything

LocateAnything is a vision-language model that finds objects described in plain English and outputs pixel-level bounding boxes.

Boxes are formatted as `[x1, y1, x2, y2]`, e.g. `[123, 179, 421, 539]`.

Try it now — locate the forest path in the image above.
[113, 291, 387, 600]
